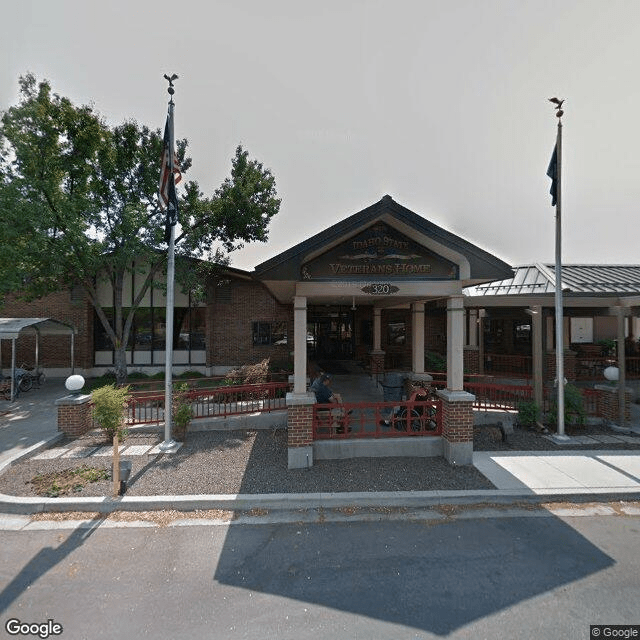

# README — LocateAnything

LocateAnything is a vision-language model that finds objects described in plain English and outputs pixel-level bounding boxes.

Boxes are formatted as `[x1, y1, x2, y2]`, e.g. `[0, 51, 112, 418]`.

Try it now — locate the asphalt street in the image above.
[1, 506, 639, 640]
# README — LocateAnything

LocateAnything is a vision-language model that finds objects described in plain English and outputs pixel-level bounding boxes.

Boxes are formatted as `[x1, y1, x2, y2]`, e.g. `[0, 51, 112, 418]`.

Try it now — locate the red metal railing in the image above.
[313, 399, 442, 440]
[464, 382, 534, 411]
[125, 381, 289, 425]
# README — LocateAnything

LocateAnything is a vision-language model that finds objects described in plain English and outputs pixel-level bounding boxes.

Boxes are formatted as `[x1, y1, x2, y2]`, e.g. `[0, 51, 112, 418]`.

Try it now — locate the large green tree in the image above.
[0, 74, 280, 382]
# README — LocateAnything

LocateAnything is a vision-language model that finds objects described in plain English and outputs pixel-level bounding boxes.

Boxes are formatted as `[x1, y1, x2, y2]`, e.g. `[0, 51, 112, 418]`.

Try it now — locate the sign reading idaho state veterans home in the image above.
[301, 223, 458, 280]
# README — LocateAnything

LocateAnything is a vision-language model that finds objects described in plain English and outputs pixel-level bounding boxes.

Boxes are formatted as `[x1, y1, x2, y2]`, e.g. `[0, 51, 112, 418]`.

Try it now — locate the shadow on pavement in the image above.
[214, 512, 613, 635]
[0, 516, 103, 615]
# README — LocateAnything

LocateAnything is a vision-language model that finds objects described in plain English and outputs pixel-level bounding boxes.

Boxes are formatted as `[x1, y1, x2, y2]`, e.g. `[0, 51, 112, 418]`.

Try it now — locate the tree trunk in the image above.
[114, 345, 128, 386]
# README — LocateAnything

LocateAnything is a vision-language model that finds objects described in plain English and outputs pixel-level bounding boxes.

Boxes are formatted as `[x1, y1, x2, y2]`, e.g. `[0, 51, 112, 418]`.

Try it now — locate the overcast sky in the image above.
[3, 0, 640, 272]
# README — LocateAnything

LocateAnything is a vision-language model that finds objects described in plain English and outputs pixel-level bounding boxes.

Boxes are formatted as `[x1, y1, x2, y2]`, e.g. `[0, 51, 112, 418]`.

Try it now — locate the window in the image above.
[94, 305, 206, 363]
[388, 321, 406, 345]
[252, 321, 287, 346]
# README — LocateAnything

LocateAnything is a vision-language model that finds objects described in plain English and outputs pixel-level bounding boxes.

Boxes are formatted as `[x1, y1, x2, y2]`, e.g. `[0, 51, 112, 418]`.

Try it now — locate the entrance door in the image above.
[307, 308, 354, 360]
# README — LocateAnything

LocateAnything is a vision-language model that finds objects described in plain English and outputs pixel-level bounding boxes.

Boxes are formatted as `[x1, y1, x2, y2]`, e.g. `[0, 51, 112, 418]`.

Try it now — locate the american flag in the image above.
[158, 114, 182, 239]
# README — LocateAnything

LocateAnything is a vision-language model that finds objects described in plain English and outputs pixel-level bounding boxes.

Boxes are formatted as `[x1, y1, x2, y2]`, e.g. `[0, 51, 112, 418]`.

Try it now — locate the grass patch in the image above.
[29, 465, 110, 497]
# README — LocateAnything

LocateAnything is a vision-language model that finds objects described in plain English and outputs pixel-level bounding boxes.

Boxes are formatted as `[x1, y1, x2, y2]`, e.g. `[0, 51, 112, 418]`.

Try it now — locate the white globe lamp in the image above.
[603, 366, 619, 382]
[65, 374, 85, 394]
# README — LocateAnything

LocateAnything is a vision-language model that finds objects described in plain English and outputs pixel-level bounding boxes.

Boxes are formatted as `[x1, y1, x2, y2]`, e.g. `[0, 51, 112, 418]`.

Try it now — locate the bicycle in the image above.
[17, 363, 46, 391]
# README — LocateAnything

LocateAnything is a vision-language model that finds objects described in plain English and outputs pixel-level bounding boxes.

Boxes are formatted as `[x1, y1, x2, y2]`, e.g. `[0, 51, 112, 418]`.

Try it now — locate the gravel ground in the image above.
[1, 424, 639, 499]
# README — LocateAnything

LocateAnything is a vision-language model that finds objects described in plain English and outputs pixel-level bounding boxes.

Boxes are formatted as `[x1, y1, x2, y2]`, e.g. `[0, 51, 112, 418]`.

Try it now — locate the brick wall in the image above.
[57, 399, 93, 436]
[208, 278, 293, 368]
[441, 398, 474, 443]
[287, 404, 313, 447]
[0, 290, 93, 369]
[596, 386, 631, 424]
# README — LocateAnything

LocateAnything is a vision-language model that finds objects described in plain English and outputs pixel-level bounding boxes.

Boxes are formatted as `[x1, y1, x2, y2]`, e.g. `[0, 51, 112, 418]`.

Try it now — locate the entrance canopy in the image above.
[254, 195, 513, 395]
[254, 195, 513, 307]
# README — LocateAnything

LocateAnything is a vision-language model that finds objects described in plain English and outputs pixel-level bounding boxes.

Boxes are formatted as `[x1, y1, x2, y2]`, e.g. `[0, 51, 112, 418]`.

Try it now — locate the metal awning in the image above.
[0, 318, 76, 340]
[0, 318, 77, 402]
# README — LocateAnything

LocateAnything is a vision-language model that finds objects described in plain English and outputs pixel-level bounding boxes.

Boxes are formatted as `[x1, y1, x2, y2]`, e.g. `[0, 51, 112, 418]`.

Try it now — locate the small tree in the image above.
[91, 384, 130, 443]
[0, 74, 281, 384]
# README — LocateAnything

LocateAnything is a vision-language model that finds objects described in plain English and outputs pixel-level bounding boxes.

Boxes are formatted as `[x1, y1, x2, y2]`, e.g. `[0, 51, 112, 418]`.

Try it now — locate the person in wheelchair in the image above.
[380, 385, 437, 431]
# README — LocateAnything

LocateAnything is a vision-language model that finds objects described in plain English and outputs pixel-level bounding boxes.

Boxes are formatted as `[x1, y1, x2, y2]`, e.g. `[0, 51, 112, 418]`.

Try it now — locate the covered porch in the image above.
[253, 195, 513, 468]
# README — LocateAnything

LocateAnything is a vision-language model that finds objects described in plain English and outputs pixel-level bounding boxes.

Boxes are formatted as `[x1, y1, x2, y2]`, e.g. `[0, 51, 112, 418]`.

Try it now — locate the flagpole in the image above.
[160, 76, 179, 452]
[550, 98, 569, 439]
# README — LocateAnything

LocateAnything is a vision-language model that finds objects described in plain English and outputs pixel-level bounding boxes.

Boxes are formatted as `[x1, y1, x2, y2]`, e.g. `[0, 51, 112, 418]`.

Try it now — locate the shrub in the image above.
[517, 401, 541, 428]
[226, 358, 270, 384]
[548, 383, 587, 430]
[91, 384, 130, 442]
[172, 382, 194, 441]
[178, 370, 205, 379]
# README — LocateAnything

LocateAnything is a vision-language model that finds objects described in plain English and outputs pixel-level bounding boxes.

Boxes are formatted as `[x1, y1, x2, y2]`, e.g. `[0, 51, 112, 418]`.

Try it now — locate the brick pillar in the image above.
[594, 384, 631, 427]
[286, 391, 316, 469]
[437, 389, 475, 465]
[463, 347, 480, 375]
[55, 394, 93, 437]
[369, 350, 386, 376]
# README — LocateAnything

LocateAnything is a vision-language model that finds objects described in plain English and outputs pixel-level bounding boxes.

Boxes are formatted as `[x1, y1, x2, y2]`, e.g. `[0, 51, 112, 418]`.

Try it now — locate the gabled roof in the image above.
[464, 264, 640, 297]
[254, 195, 513, 283]
[0, 318, 76, 340]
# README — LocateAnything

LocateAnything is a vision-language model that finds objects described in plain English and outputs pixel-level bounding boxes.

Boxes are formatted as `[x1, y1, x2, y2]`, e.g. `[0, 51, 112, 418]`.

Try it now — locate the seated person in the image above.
[312, 374, 348, 432]
[312, 373, 343, 404]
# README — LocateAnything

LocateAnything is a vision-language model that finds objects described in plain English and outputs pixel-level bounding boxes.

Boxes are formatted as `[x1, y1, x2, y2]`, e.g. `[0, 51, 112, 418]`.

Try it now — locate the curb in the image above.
[2, 487, 640, 516]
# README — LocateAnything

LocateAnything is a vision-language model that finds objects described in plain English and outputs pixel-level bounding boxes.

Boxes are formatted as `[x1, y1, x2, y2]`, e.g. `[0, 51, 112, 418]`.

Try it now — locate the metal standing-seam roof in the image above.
[464, 264, 640, 297]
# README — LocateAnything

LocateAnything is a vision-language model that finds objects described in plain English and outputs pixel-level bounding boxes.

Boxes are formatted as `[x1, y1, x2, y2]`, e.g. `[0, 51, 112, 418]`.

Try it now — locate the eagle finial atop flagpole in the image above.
[164, 73, 179, 100]
[548, 97, 564, 120]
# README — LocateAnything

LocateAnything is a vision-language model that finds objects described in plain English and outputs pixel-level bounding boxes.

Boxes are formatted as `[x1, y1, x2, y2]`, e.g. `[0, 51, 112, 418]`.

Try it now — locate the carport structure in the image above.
[0, 317, 77, 401]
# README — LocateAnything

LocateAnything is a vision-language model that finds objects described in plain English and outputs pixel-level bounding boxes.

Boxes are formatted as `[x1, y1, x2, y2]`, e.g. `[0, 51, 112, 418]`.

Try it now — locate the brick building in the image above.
[5, 195, 640, 466]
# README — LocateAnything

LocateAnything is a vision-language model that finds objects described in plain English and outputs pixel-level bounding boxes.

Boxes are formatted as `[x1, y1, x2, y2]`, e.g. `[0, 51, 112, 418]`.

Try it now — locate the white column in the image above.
[447, 296, 465, 391]
[411, 302, 425, 374]
[373, 307, 382, 351]
[293, 296, 307, 394]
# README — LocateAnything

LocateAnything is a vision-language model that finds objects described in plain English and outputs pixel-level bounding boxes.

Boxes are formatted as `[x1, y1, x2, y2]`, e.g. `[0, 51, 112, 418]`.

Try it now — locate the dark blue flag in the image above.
[158, 115, 182, 242]
[547, 144, 557, 206]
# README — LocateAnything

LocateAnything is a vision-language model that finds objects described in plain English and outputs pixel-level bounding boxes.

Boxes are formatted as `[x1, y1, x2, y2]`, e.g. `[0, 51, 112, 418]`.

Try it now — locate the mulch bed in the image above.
[0, 424, 638, 499]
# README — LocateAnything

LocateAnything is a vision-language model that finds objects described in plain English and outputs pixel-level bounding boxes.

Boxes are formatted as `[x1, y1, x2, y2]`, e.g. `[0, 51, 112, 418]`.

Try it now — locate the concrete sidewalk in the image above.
[0, 379, 66, 473]
[1, 379, 640, 515]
